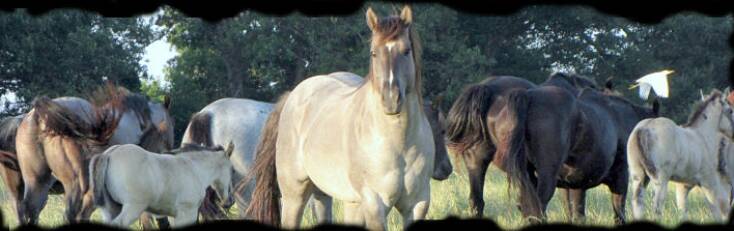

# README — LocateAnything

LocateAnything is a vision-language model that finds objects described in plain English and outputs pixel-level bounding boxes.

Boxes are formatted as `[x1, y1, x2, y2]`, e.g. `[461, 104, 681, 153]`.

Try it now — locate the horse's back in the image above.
[198, 98, 274, 176]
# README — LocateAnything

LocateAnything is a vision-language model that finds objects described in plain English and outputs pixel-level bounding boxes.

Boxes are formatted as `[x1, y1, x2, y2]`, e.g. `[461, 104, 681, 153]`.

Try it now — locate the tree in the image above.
[0, 9, 156, 115]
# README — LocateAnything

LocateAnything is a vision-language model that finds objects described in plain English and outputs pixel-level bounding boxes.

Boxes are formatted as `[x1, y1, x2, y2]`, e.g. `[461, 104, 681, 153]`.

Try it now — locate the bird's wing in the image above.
[647, 74, 669, 98]
[638, 83, 652, 100]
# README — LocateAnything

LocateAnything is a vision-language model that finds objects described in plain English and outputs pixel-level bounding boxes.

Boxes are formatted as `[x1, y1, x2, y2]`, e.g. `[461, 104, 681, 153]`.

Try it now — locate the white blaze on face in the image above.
[386, 41, 396, 98]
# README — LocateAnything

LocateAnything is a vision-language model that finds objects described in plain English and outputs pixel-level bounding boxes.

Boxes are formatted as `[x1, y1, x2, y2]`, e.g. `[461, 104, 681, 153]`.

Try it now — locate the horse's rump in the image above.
[89, 150, 112, 206]
[186, 112, 213, 147]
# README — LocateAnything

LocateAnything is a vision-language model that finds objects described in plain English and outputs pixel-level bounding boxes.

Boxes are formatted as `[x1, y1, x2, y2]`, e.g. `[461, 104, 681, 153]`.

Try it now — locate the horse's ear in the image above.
[400, 5, 413, 26]
[224, 141, 234, 158]
[652, 97, 660, 117]
[163, 95, 172, 110]
[366, 7, 379, 32]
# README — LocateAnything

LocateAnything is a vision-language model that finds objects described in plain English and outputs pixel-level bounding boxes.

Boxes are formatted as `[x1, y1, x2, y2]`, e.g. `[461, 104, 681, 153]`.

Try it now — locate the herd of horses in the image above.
[0, 5, 733, 231]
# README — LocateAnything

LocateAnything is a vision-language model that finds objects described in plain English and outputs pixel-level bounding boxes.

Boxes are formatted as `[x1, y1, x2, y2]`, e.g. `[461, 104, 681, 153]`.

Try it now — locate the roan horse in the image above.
[245, 6, 435, 230]
[14, 85, 174, 225]
[89, 142, 234, 228]
[447, 73, 658, 223]
[182, 96, 452, 220]
[628, 89, 734, 221]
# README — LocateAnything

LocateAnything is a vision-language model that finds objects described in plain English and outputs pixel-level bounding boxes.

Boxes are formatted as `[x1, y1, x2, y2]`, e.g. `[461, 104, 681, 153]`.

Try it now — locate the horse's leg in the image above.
[558, 188, 572, 222]
[172, 207, 199, 228]
[101, 200, 122, 223]
[461, 146, 493, 217]
[279, 179, 312, 229]
[111, 203, 147, 228]
[1, 165, 25, 224]
[628, 155, 649, 221]
[675, 183, 692, 221]
[359, 188, 389, 231]
[18, 157, 54, 224]
[311, 189, 332, 224]
[604, 161, 629, 225]
[650, 177, 669, 220]
[700, 177, 730, 221]
[569, 189, 587, 223]
[342, 201, 364, 226]
[396, 189, 430, 229]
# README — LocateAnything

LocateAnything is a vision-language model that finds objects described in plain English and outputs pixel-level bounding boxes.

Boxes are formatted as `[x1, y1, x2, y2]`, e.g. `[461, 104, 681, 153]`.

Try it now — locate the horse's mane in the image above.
[166, 143, 224, 155]
[366, 15, 423, 105]
[91, 86, 152, 129]
[546, 72, 598, 89]
[684, 90, 722, 127]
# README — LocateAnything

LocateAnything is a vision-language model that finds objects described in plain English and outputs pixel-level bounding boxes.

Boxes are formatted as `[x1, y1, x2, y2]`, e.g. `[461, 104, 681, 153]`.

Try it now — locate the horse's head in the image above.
[366, 5, 420, 115]
[688, 90, 734, 138]
[424, 97, 453, 180]
[147, 95, 175, 151]
[212, 142, 235, 209]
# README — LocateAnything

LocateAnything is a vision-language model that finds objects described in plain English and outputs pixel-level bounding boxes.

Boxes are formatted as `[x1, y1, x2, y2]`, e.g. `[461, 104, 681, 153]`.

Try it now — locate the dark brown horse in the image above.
[446, 73, 658, 223]
[500, 73, 658, 223]
[15, 85, 175, 225]
[445, 76, 536, 217]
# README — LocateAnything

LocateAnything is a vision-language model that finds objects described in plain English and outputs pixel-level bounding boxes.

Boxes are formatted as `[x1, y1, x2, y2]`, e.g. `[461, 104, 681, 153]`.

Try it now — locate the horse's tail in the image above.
[89, 150, 111, 207]
[501, 89, 543, 218]
[243, 91, 290, 227]
[445, 83, 495, 154]
[629, 127, 657, 178]
[31, 96, 122, 146]
[185, 112, 213, 147]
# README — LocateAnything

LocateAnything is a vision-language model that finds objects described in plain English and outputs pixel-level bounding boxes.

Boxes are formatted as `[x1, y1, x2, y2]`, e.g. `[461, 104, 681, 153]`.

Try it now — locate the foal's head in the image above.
[366, 5, 421, 115]
[210, 142, 235, 208]
[424, 98, 453, 180]
[687, 90, 734, 137]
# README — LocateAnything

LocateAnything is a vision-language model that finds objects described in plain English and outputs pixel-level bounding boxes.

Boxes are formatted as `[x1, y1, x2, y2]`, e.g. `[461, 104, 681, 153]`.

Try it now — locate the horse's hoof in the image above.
[526, 216, 543, 225]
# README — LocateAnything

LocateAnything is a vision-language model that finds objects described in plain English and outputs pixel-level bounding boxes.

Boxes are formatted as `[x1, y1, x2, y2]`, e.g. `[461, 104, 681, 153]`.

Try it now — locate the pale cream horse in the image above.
[89, 143, 234, 228]
[245, 6, 434, 231]
[628, 89, 734, 221]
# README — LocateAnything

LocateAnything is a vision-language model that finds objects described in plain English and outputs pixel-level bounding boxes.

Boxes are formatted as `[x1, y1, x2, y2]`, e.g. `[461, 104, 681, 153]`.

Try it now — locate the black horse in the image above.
[446, 73, 658, 224]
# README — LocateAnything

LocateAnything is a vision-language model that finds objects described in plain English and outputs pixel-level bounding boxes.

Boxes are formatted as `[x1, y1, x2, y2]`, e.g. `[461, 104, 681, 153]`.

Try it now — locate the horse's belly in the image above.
[556, 164, 607, 188]
[304, 151, 361, 202]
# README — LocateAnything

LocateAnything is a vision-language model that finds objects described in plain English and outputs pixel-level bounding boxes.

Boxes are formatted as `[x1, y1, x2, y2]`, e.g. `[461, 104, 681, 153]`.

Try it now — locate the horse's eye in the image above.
[403, 48, 411, 56]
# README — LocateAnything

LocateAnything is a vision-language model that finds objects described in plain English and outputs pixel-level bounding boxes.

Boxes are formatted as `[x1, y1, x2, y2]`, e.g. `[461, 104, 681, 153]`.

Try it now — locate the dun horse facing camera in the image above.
[245, 5, 437, 231]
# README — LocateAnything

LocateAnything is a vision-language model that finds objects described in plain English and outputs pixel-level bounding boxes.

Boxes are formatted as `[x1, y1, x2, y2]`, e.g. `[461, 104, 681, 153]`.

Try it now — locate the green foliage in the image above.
[0, 9, 156, 115]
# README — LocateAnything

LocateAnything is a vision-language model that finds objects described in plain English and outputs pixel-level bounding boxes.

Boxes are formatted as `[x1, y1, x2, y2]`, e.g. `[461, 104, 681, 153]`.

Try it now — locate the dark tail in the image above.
[32, 96, 122, 146]
[501, 90, 542, 217]
[445, 83, 495, 154]
[243, 91, 290, 227]
[89, 150, 111, 206]
[186, 112, 213, 147]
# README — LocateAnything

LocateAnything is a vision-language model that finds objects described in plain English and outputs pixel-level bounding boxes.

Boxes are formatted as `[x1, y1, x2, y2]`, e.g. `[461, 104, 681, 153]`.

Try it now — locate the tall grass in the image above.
[0, 154, 723, 230]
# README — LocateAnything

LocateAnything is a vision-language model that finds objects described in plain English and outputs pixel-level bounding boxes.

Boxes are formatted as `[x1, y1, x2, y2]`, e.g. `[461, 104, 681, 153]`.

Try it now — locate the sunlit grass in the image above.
[0, 153, 724, 230]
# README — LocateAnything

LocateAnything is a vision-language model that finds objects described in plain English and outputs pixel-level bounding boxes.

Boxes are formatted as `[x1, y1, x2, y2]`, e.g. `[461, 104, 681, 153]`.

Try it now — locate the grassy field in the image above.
[0, 155, 725, 230]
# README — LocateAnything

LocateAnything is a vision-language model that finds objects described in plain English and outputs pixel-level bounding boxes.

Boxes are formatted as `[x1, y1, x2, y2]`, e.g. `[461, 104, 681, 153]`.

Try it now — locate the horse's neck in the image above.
[182, 153, 221, 185]
[688, 109, 723, 143]
[355, 81, 425, 144]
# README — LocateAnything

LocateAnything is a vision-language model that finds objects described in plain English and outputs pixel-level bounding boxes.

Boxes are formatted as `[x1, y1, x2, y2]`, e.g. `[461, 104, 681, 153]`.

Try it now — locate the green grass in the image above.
[0, 154, 724, 230]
